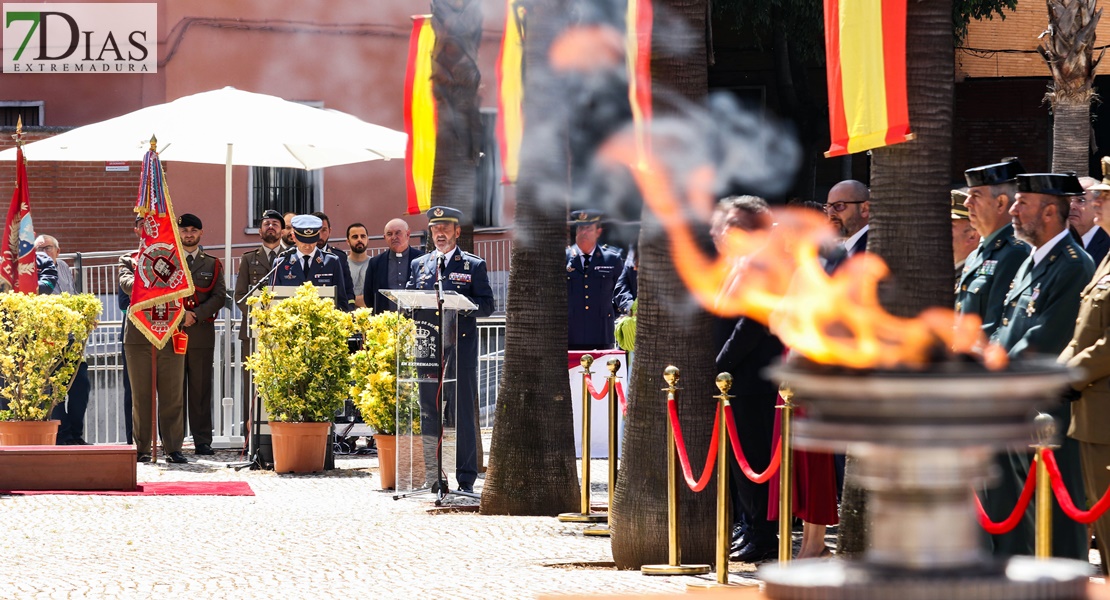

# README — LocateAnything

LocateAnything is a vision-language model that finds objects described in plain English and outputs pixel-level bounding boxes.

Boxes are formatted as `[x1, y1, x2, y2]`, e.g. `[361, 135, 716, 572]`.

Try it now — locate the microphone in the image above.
[434, 253, 446, 305]
[436, 253, 445, 281]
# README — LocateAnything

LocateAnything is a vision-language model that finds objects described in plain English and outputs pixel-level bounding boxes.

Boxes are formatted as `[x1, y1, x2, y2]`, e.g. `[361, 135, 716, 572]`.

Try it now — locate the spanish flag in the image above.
[824, 0, 912, 157]
[404, 15, 437, 215]
[626, 0, 653, 163]
[496, 0, 525, 185]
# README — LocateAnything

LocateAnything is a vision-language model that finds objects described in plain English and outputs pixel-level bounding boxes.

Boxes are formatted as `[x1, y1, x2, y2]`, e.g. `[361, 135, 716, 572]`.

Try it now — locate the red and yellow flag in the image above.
[496, 0, 525, 185]
[0, 141, 38, 294]
[404, 15, 437, 215]
[823, 0, 912, 157]
[626, 0, 653, 163]
[127, 145, 194, 349]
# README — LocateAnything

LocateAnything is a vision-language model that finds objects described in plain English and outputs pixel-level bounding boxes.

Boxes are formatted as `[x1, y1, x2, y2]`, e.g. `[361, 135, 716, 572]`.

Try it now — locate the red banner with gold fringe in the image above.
[404, 15, 437, 215]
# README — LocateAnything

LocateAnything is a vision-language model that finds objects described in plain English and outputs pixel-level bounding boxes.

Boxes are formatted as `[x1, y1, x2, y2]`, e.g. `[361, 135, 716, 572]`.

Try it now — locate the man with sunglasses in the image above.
[822, 180, 870, 273]
[957, 157, 1030, 336]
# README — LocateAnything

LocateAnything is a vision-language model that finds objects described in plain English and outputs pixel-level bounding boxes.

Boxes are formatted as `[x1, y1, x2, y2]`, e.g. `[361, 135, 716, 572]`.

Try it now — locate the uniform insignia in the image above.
[315, 256, 323, 264]
[449, 272, 471, 284]
[1027, 284, 1040, 317]
[454, 255, 460, 261]
[995, 239, 1004, 248]
[978, 260, 998, 276]
[1050, 255, 1057, 263]
[434, 208, 444, 217]
[567, 264, 575, 273]
[464, 261, 470, 271]
[1096, 275, 1110, 289]
[283, 272, 296, 280]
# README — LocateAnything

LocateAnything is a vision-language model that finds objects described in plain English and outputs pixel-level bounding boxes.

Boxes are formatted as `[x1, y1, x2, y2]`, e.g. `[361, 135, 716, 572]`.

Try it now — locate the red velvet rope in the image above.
[614, 381, 627, 415]
[666, 398, 718, 492]
[585, 378, 609, 400]
[1042, 449, 1110, 524]
[722, 404, 781, 483]
[973, 464, 1037, 534]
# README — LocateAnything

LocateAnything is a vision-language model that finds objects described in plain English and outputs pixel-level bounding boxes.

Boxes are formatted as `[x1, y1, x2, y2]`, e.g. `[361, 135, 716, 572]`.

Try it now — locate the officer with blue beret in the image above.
[407, 205, 495, 494]
[269, 214, 351, 311]
[957, 157, 1030, 336]
[566, 209, 624, 350]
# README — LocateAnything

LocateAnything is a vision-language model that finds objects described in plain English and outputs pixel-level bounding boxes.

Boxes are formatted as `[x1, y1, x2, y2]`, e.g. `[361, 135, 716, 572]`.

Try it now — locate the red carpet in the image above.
[0, 481, 254, 496]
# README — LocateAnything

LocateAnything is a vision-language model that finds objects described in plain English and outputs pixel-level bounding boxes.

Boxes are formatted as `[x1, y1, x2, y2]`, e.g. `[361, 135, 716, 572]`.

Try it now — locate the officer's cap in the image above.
[1089, 156, 1110, 192]
[964, 157, 1025, 188]
[426, 206, 463, 225]
[1017, 173, 1085, 196]
[569, 209, 604, 226]
[178, 213, 203, 230]
[951, 188, 970, 220]
[260, 209, 284, 226]
[291, 214, 323, 243]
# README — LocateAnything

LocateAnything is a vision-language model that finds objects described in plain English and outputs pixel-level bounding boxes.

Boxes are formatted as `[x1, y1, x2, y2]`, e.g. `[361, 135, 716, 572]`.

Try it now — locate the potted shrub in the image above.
[246, 284, 352, 473]
[0, 292, 101, 445]
[349, 309, 419, 489]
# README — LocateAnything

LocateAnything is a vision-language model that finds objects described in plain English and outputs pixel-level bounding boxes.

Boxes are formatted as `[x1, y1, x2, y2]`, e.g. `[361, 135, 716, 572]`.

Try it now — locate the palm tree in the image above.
[609, 0, 719, 569]
[836, 0, 957, 556]
[1039, 0, 1102, 174]
[479, 0, 582, 516]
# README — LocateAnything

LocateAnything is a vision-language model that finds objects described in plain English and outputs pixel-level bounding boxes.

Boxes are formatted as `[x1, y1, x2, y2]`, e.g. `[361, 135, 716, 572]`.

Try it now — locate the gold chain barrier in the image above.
[585, 358, 622, 537]
[642, 366, 711, 576]
[778, 385, 795, 564]
[559, 354, 607, 523]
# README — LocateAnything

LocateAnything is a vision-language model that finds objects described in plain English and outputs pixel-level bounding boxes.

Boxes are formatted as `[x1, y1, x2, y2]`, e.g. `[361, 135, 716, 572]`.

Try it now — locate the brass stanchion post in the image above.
[778, 385, 795, 564]
[643, 366, 711, 576]
[1032, 412, 1057, 560]
[688, 374, 739, 590]
[559, 354, 606, 523]
[585, 358, 622, 537]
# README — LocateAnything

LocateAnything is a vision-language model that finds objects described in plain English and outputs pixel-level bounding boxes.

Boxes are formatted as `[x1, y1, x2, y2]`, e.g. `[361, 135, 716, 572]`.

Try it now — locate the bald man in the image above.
[822, 179, 870, 273]
[365, 218, 425, 313]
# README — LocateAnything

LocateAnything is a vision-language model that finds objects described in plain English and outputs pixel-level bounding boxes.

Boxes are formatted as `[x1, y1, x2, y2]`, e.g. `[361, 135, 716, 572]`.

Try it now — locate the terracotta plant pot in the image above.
[374, 434, 397, 490]
[269, 421, 330, 474]
[0, 420, 60, 446]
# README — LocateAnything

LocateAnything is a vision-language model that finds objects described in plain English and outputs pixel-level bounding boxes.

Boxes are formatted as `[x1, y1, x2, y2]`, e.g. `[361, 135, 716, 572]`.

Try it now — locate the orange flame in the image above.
[601, 137, 1002, 370]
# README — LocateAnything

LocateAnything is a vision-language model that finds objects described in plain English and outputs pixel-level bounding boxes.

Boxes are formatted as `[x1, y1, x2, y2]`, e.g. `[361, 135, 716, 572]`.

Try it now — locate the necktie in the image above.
[303, 255, 311, 274]
[186, 255, 194, 267]
[267, 250, 274, 267]
[583, 253, 591, 269]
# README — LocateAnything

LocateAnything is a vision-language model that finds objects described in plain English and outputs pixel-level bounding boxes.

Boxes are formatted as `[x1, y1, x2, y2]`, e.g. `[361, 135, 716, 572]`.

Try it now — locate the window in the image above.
[0, 102, 44, 126]
[249, 167, 321, 228]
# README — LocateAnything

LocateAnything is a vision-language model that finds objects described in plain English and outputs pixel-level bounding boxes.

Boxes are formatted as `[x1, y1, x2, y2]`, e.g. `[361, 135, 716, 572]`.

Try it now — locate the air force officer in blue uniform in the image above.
[269, 215, 352, 311]
[566, 210, 623, 350]
[407, 206, 495, 494]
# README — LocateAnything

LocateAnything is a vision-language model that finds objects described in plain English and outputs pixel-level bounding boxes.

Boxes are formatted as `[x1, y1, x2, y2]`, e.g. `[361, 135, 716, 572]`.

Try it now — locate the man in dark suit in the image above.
[990, 172, 1095, 560]
[177, 213, 227, 456]
[566, 209, 623, 350]
[711, 196, 784, 564]
[613, 246, 637, 316]
[270, 215, 351, 311]
[312, 211, 356, 313]
[366, 218, 424, 313]
[234, 209, 285, 430]
[822, 179, 869, 273]
[407, 206, 495, 494]
[957, 157, 1030, 337]
[1076, 175, 1110, 265]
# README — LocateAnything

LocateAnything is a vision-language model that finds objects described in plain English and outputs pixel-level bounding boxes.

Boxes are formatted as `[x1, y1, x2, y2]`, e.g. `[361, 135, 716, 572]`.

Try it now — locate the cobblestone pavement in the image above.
[0, 449, 759, 599]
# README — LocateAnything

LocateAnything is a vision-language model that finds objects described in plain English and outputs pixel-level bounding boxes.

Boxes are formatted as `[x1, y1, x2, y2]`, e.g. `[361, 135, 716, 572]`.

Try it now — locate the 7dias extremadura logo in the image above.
[3, 3, 156, 73]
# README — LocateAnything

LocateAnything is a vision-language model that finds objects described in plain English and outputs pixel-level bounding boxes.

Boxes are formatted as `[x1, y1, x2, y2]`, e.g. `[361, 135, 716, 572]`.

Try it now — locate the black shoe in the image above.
[194, 443, 215, 455]
[137, 454, 152, 463]
[166, 451, 189, 464]
[458, 483, 474, 493]
[730, 541, 778, 563]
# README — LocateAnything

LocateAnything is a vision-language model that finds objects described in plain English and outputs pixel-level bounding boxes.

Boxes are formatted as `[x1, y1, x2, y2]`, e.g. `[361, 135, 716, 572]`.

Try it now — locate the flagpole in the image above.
[151, 344, 158, 462]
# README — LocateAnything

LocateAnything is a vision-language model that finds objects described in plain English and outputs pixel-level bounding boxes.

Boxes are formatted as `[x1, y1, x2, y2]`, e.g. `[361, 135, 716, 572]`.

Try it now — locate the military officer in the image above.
[177, 213, 227, 456]
[407, 206, 495, 494]
[566, 209, 623, 350]
[957, 157, 1030, 336]
[989, 172, 1094, 560]
[951, 188, 980, 282]
[312, 211, 356, 312]
[1060, 158, 1110, 574]
[269, 215, 351, 311]
[1077, 174, 1110, 265]
[234, 209, 285, 428]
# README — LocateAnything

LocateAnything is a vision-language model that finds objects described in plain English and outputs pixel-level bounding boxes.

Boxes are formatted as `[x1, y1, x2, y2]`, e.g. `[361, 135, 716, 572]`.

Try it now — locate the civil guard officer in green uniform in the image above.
[987, 172, 1095, 560]
[957, 157, 1030, 336]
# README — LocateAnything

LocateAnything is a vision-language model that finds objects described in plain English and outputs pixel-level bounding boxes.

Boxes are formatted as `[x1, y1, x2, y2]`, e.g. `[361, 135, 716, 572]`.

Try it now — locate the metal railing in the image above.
[63, 233, 511, 445]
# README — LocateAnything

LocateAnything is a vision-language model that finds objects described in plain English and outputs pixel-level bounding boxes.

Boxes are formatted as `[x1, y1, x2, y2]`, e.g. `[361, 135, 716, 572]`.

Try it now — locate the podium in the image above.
[383, 289, 477, 495]
[243, 284, 336, 470]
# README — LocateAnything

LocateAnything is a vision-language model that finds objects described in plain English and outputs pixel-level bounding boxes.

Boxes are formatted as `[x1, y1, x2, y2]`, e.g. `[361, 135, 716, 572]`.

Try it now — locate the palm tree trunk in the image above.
[1051, 101, 1093, 174]
[431, 0, 484, 252]
[837, 0, 955, 557]
[480, 0, 581, 516]
[1039, 0, 1102, 175]
[611, 0, 718, 569]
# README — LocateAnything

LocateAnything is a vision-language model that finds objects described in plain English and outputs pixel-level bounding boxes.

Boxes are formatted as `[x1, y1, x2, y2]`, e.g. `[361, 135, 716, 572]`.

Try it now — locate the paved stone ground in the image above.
[0, 442, 1102, 599]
